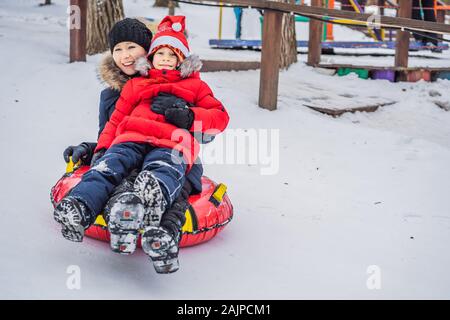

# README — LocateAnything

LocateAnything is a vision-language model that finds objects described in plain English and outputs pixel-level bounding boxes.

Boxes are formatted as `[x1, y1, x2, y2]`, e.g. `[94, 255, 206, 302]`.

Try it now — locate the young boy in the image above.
[54, 16, 229, 273]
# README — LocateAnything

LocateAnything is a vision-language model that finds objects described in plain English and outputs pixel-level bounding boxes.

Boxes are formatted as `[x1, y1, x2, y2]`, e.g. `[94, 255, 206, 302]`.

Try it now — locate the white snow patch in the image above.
[1, 0, 450, 299]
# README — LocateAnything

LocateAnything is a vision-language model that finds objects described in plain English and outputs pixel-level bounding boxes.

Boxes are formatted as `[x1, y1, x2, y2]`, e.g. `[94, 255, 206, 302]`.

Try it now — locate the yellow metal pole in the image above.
[218, 3, 223, 40]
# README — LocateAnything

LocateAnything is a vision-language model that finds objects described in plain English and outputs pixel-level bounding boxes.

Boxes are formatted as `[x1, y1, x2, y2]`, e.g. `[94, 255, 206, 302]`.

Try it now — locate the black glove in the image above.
[151, 92, 188, 115]
[164, 107, 194, 130]
[90, 148, 106, 167]
[63, 142, 96, 165]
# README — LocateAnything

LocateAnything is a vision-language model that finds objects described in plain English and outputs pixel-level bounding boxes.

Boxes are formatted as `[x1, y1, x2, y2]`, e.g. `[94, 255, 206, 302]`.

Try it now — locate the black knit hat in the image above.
[108, 18, 153, 53]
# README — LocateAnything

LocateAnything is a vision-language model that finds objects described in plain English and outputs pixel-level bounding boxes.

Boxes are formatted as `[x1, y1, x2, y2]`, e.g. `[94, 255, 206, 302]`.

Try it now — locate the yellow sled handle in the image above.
[66, 157, 81, 174]
[209, 183, 227, 207]
[182, 208, 194, 233]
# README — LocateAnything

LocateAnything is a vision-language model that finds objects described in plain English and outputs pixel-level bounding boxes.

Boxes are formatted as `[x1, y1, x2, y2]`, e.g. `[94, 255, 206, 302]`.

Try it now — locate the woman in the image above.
[61, 18, 204, 273]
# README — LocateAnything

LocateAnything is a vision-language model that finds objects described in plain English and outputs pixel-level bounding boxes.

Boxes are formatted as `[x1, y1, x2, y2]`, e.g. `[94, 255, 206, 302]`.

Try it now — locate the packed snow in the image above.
[0, 0, 450, 299]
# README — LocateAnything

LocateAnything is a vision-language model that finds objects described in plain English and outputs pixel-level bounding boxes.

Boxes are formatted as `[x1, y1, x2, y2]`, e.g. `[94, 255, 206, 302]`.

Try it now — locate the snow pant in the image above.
[69, 142, 187, 222]
[412, 0, 438, 45]
[187, 159, 203, 195]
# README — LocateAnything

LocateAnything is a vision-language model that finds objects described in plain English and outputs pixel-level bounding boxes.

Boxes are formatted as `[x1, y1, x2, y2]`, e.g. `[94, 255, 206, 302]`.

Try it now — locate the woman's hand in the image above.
[63, 142, 96, 165]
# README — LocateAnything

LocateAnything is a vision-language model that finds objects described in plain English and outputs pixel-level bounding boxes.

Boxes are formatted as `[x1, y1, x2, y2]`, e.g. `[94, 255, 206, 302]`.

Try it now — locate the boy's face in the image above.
[152, 46, 179, 71]
[112, 41, 147, 76]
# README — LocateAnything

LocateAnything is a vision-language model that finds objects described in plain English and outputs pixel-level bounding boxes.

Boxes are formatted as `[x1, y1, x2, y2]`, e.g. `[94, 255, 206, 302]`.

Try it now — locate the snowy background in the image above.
[1, 0, 450, 299]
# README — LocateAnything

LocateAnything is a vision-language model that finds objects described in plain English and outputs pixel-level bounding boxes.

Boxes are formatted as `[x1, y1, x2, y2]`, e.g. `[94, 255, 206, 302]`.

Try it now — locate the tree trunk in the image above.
[153, 0, 179, 7]
[168, 1, 175, 15]
[279, 0, 297, 69]
[86, 0, 124, 55]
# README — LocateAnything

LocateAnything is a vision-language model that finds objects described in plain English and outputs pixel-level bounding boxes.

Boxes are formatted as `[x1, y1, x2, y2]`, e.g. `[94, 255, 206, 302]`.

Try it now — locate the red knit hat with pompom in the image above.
[148, 15, 189, 61]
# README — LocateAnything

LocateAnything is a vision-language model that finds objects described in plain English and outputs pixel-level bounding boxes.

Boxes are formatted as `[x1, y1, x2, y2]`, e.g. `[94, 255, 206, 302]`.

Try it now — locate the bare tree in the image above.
[154, 0, 179, 8]
[39, 0, 52, 6]
[154, 0, 169, 6]
[279, 0, 297, 69]
[168, 1, 176, 15]
[86, 0, 124, 55]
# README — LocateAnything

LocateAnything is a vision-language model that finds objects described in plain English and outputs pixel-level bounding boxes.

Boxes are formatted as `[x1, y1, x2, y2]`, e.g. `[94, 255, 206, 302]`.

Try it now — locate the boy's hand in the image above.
[151, 93, 188, 115]
[164, 108, 194, 130]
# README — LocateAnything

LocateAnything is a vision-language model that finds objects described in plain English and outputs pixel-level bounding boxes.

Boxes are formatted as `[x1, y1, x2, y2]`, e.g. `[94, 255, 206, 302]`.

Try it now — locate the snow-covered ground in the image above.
[0, 0, 450, 299]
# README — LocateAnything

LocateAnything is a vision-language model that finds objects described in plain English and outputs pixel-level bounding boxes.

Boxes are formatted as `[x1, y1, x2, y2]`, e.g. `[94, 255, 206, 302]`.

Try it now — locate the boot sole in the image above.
[141, 226, 179, 274]
[54, 199, 85, 242]
[134, 171, 166, 226]
[108, 192, 145, 255]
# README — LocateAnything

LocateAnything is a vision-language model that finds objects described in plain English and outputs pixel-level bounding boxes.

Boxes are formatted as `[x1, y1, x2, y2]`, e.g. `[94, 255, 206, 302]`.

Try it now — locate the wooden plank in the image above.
[195, 0, 450, 34]
[395, 0, 411, 68]
[69, 0, 87, 63]
[209, 39, 449, 50]
[303, 101, 396, 117]
[307, 0, 323, 66]
[258, 10, 283, 111]
[317, 63, 450, 72]
[201, 60, 261, 72]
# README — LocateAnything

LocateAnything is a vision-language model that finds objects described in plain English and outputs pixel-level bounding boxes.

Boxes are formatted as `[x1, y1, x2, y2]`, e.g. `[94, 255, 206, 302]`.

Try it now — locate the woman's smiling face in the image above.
[112, 41, 147, 75]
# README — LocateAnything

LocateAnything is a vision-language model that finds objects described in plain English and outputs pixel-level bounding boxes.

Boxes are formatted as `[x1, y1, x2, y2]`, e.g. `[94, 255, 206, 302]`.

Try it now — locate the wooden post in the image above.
[308, 0, 323, 66]
[378, 0, 385, 16]
[69, 0, 87, 63]
[436, 6, 445, 43]
[394, 0, 412, 68]
[258, 10, 283, 111]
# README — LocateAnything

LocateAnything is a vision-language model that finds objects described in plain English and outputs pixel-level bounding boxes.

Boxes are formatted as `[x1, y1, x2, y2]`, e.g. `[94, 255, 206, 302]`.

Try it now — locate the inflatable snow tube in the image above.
[50, 165, 233, 248]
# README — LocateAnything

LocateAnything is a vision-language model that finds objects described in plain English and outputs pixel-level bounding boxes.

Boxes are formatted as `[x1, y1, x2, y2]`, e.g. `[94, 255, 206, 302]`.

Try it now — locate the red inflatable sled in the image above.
[50, 162, 233, 248]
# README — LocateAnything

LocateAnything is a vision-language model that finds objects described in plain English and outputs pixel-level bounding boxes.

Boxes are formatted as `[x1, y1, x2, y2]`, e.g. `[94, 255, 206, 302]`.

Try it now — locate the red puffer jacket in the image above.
[95, 55, 229, 171]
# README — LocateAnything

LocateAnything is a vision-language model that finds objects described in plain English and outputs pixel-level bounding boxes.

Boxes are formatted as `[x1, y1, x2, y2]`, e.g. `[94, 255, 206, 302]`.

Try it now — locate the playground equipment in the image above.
[175, 0, 450, 111]
[209, 0, 449, 52]
[346, 0, 384, 41]
[317, 63, 450, 82]
[209, 39, 447, 50]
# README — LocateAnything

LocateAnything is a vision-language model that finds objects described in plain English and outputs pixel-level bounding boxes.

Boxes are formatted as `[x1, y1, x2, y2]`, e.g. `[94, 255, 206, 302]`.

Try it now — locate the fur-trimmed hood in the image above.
[97, 53, 203, 91]
[97, 53, 132, 91]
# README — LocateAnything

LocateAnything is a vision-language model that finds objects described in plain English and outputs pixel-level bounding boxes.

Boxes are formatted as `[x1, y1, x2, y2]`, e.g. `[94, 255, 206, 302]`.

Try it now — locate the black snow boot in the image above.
[53, 196, 92, 242]
[103, 170, 139, 223]
[107, 192, 146, 255]
[160, 180, 190, 238]
[141, 180, 192, 274]
[105, 170, 145, 255]
[134, 170, 168, 226]
[142, 225, 181, 274]
[106, 170, 168, 255]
